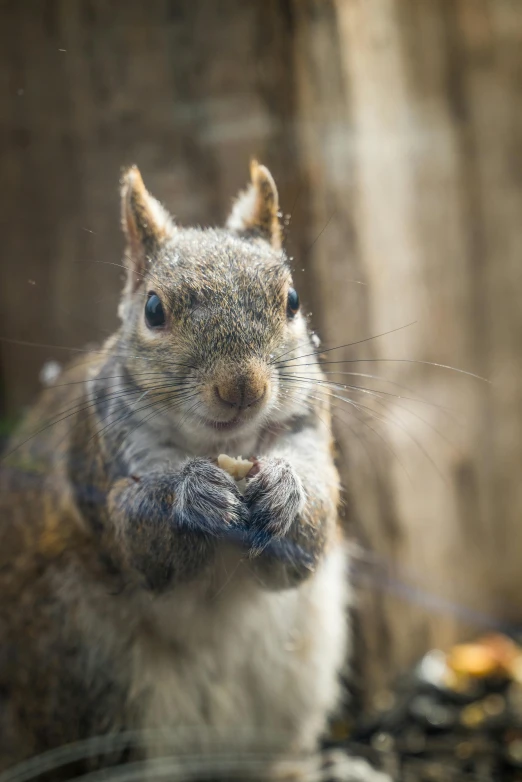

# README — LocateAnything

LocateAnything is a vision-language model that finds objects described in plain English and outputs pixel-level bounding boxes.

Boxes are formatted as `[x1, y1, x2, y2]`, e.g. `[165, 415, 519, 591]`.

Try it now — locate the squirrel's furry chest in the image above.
[129, 545, 349, 757]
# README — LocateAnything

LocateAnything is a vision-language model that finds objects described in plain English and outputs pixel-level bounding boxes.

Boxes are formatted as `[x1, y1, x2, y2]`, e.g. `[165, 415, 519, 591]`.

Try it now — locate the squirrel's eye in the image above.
[145, 293, 166, 329]
[287, 287, 300, 318]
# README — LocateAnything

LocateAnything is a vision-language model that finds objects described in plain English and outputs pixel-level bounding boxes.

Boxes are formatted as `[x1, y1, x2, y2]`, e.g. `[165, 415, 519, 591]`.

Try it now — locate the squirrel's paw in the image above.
[173, 458, 247, 535]
[243, 458, 305, 552]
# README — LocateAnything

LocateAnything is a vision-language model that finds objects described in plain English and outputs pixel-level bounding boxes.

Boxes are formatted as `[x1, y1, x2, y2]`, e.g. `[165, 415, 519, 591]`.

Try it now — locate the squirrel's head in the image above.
[115, 162, 319, 446]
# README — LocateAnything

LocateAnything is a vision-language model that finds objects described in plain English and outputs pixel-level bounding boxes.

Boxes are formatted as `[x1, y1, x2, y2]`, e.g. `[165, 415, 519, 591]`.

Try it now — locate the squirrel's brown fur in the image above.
[0, 163, 355, 779]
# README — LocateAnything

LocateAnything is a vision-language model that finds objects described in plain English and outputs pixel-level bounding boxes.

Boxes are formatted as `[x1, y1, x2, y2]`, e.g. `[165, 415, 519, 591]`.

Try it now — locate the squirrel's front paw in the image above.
[109, 460, 246, 590]
[243, 458, 305, 551]
[173, 458, 246, 535]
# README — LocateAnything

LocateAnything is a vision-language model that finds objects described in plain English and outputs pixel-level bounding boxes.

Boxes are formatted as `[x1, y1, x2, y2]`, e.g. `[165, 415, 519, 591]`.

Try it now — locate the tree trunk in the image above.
[293, 0, 522, 700]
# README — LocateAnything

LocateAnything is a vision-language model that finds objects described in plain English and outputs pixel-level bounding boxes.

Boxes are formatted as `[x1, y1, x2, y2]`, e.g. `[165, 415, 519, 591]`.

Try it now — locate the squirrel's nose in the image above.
[214, 380, 266, 411]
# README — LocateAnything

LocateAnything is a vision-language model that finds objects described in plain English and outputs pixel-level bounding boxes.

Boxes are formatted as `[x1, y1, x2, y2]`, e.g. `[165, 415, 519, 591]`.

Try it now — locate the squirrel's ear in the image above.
[120, 166, 175, 288]
[226, 160, 282, 250]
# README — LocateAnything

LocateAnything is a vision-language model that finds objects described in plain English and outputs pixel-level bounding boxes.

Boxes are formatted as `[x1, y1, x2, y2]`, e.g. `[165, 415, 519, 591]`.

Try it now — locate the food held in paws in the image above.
[217, 454, 254, 480]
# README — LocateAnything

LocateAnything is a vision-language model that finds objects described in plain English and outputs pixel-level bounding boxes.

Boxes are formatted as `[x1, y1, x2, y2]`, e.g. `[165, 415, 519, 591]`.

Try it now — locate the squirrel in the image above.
[0, 161, 370, 780]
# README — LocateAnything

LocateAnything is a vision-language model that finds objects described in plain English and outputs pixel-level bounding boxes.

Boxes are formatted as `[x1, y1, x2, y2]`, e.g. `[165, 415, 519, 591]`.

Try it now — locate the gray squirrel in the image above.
[0, 162, 385, 780]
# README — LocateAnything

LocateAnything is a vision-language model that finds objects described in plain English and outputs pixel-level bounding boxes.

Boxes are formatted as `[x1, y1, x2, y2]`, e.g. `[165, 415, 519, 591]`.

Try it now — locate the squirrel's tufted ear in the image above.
[226, 160, 282, 250]
[120, 166, 175, 290]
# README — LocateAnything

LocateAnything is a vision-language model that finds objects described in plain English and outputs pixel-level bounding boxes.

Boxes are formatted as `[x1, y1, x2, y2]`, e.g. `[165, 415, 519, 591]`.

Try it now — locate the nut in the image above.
[217, 454, 254, 481]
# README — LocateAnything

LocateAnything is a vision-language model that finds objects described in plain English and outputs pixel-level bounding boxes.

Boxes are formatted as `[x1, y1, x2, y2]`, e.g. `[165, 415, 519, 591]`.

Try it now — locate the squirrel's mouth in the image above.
[203, 416, 243, 432]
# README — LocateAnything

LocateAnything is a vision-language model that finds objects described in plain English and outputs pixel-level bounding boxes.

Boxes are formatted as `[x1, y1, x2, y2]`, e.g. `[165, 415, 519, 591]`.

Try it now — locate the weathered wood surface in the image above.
[331, 0, 522, 698]
[1, 0, 522, 701]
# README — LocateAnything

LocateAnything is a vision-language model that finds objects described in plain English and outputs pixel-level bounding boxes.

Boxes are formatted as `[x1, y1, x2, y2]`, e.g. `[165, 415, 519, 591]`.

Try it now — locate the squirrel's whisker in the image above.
[0, 336, 198, 370]
[44, 381, 197, 437]
[269, 334, 320, 364]
[49, 371, 197, 391]
[280, 379, 443, 480]
[278, 356, 490, 382]
[273, 321, 418, 368]
[328, 399, 411, 482]
[298, 374, 459, 451]
[63, 386, 200, 465]
[270, 318, 417, 367]
[361, 390, 459, 453]
[92, 388, 201, 454]
[279, 372, 457, 415]
[276, 386, 334, 447]
[318, 370, 461, 418]
[280, 375, 461, 448]
[319, 396, 405, 482]
[176, 398, 206, 430]
[2, 382, 199, 462]
[109, 399, 195, 462]
[281, 381, 406, 481]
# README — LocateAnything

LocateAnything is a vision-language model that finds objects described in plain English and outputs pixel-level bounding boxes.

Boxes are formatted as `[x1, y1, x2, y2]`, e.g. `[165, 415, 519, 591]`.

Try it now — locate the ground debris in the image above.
[327, 634, 522, 781]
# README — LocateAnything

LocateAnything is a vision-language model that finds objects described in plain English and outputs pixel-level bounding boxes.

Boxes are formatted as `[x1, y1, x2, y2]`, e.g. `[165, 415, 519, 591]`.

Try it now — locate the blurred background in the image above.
[1, 0, 522, 704]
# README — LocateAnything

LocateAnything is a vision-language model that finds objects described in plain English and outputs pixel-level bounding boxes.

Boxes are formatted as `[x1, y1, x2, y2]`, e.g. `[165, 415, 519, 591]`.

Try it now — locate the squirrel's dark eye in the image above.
[287, 287, 300, 318]
[144, 293, 166, 329]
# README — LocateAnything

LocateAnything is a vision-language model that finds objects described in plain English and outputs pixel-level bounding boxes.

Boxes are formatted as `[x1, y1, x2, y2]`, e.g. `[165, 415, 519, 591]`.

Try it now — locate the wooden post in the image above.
[292, 0, 522, 698]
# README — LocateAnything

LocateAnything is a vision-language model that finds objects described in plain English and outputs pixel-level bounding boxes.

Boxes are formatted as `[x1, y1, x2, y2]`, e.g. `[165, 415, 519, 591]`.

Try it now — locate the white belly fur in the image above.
[132, 544, 350, 761]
